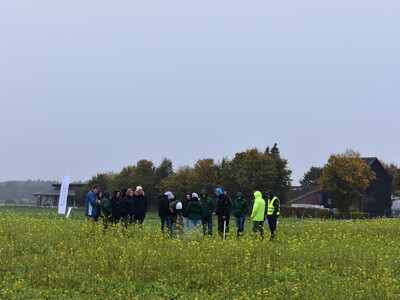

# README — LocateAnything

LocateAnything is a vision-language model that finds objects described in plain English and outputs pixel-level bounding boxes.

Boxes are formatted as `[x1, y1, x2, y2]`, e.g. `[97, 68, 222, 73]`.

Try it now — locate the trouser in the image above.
[235, 215, 245, 234]
[252, 221, 264, 238]
[160, 216, 172, 234]
[201, 216, 213, 235]
[267, 215, 278, 234]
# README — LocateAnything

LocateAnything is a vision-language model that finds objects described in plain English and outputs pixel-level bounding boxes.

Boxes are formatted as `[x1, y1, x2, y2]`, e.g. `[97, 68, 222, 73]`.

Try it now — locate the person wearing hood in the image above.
[200, 189, 214, 236]
[265, 189, 280, 240]
[214, 187, 231, 238]
[133, 186, 148, 225]
[251, 191, 265, 239]
[122, 188, 134, 228]
[101, 190, 112, 230]
[158, 191, 174, 235]
[232, 192, 249, 237]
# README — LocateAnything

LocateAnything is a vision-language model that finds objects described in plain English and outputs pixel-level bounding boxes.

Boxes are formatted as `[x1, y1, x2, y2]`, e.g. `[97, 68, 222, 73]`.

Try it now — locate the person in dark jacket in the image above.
[158, 191, 174, 235]
[133, 186, 148, 225]
[188, 193, 202, 238]
[265, 189, 280, 240]
[200, 189, 214, 236]
[181, 193, 191, 230]
[110, 190, 123, 225]
[232, 192, 249, 237]
[101, 190, 112, 231]
[214, 187, 231, 238]
[122, 188, 134, 228]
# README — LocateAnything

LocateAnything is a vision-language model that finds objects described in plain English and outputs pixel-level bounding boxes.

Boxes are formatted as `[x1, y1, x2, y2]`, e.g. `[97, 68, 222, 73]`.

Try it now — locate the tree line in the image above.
[80, 144, 292, 210]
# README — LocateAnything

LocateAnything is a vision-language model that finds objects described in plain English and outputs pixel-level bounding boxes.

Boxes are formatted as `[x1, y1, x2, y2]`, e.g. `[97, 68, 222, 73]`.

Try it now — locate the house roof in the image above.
[33, 188, 77, 197]
[362, 157, 392, 182]
[287, 186, 321, 204]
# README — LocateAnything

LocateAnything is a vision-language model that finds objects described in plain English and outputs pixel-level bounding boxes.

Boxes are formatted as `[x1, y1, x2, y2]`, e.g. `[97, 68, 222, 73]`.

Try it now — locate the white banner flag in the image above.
[58, 175, 71, 214]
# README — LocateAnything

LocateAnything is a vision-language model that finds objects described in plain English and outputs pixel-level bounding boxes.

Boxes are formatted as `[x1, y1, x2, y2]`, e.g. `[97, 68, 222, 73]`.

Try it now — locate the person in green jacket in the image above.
[200, 189, 214, 236]
[250, 191, 265, 239]
[188, 193, 202, 238]
[101, 190, 112, 231]
[232, 192, 249, 237]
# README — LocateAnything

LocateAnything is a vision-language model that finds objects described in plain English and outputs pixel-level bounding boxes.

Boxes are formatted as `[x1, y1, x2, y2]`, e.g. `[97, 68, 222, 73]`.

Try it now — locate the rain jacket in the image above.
[250, 191, 265, 222]
[200, 190, 214, 218]
[232, 192, 249, 217]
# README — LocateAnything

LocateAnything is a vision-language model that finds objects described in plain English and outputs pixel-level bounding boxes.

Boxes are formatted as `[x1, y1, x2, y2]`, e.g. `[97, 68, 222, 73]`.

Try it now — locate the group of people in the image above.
[85, 184, 280, 240]
[85, 184, 148, 229]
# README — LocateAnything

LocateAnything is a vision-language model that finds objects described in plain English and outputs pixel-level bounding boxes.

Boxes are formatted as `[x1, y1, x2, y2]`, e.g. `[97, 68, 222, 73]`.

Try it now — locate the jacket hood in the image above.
[215, 188, 223, 195]
[102, 190, 111, 199]
[265, 189, 275, 198]
[253, 191, 263, 200]
[237, 192, 243, 197]
[200, 189, 208, 196]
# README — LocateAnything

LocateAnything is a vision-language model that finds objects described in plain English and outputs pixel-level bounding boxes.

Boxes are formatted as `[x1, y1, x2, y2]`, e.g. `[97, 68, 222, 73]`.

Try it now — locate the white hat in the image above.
[136, 186, 143, 191]
[165, 191, 174, 200]
[192, 193, 199, 198]
[175, 202, 182, 210]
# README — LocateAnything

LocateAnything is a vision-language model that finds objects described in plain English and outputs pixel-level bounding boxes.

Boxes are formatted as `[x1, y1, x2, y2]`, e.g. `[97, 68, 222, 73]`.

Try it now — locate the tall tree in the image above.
[300, 166, 323, 187]
[221, 148, 277, 200]
[319, 149, 376, 217]
[191, 158, 219, 194]
[158, 166, 194, 200]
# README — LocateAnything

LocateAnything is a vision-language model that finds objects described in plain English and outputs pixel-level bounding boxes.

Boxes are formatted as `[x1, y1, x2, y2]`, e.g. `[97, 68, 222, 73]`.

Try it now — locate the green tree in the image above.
[221, 148, 277, 200]
[191, 158, 219, 194]
[158, 166, 194, 200]
[266, 143, 292, 202]
[300, 166, 323, 187]
[319, 149, 376, 217]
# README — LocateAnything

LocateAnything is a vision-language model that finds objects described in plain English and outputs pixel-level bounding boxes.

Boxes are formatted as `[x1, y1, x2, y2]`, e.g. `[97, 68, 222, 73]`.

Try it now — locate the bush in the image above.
[280, 206, 334, 218]
[350, 212, 370, 219]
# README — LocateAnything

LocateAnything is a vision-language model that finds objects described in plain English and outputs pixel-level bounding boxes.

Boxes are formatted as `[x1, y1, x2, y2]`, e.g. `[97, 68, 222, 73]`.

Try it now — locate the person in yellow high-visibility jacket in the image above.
[251, 191, 265, 239]
[265, 189, 280, 240]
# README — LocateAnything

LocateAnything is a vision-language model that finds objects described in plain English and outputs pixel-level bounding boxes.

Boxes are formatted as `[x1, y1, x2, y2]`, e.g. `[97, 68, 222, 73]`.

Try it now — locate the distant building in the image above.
[33, 183, 86, 208]
[287, 157, 392, 217]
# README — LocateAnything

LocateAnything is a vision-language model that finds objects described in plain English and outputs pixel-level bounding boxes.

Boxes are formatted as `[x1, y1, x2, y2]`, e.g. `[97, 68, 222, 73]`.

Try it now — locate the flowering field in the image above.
[0, 210, 399, 299]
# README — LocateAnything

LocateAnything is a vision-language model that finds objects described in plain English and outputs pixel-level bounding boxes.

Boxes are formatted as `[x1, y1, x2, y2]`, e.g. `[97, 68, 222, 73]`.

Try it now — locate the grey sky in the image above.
[0, 1, 399, 185]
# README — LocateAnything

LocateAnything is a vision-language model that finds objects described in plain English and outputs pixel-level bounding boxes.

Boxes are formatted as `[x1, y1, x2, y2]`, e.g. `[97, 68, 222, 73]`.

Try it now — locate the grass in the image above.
[0, 207, 399, 299]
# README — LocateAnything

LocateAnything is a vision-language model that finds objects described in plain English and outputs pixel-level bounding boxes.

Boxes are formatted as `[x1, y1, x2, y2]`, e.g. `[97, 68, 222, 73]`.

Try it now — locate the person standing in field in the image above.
[214, 187, 231, 238]
[85, 185, 101, 222]
[110, 190, 123, 225]
[181, 193, 191, 230]
[200, 189, 214, 236]
[265, 189, 280, 240]
[251, 191, 265, 239]
[232, 192, 249, 238]
[122, 188, 134, 228]
[101, 190, 112, 231]
[188, 193, 202, 238]
[158, 191, 174, 235]
[132, 186, 148, 225]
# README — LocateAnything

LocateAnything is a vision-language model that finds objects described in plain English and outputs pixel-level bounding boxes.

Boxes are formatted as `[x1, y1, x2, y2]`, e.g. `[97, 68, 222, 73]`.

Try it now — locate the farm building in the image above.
[287, 157, 392, 217]
[33, 183, 85, 208]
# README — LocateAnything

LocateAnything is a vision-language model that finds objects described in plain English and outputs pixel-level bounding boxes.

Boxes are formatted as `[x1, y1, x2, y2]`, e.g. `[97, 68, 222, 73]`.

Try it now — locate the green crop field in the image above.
[0, 207, 399, 299]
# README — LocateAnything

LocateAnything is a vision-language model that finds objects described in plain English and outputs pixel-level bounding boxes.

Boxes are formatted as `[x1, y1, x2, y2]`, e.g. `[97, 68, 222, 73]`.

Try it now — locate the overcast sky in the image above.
[0, 1, 399, 185]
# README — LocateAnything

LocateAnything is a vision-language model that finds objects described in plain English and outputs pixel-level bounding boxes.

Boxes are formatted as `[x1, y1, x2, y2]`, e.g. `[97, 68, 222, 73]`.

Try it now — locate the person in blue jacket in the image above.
[85, 185, 100, 222]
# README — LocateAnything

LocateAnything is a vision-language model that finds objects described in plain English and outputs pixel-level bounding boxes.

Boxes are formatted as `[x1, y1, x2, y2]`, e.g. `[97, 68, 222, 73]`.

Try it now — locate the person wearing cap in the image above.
[158, 191, 174, 235]
[188, 193, 202, 238]
[232, 192, 249, 237]
[133, 186, 148, 225]
[214, 187, 231, 238]
[251, 191, 266, 239]
[265, 189, 280, 240]
[200, 189, 214, 236]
